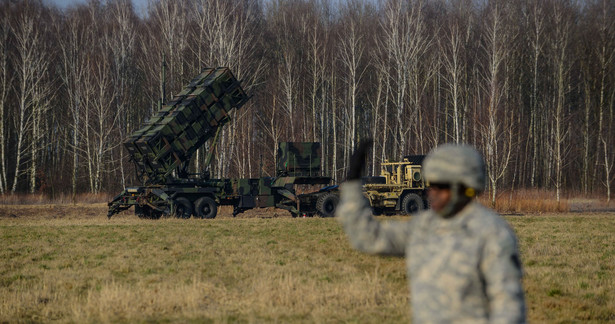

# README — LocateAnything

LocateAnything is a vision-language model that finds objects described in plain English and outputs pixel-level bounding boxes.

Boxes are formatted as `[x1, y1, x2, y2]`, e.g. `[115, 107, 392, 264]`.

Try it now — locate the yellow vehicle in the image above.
[363, 155, 428, 215]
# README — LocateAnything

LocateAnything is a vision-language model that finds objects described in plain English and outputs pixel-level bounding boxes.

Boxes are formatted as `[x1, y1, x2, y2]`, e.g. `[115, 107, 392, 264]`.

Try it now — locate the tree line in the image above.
[0, 0, 613, 204]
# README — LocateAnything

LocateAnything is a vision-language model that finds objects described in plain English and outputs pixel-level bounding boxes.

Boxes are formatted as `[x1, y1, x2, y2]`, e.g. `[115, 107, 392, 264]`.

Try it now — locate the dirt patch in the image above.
[0, 204, 297, 220]
[0, 204, 108, 219]
[2, 201, 613, 221]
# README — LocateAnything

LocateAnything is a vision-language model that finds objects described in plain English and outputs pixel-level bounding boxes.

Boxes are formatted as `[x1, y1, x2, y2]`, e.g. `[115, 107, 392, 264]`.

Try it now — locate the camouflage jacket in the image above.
[336, 181, 526, 323]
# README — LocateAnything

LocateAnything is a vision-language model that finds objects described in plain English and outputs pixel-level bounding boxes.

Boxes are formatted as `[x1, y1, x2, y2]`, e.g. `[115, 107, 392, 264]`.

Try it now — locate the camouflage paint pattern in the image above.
[231, 177, 279, 210]
[336, 181, 526, 323]
[109, 137, 336, 218]
[423, 143, 486, 191]
[124, 67, 249, 184]
[277, 142, 322, 177]
[217, 143, 334, 216]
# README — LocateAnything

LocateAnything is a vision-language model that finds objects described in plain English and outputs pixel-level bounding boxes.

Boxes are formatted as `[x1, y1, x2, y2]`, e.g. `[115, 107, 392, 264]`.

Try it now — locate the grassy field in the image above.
[1, 204, 614, 323]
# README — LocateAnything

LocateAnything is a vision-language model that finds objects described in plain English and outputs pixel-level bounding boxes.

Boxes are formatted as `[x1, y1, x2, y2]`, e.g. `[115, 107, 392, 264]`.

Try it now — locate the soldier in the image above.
[336, 141, 526, 323]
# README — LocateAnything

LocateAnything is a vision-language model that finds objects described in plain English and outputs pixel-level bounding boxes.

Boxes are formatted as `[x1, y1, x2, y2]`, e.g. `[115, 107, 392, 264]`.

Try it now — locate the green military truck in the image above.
[232, 142, 339, 218]
[107, 68, 337, 219]
[362, 155, 429, 215]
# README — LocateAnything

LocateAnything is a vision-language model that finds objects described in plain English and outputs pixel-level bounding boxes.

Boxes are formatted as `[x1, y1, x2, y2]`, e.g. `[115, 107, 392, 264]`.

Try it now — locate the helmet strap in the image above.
[437, 183, 472, 219]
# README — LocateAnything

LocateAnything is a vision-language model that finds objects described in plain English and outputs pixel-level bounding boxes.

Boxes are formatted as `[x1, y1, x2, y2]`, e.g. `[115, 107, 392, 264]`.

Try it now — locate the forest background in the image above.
[0, 0, 613, 206]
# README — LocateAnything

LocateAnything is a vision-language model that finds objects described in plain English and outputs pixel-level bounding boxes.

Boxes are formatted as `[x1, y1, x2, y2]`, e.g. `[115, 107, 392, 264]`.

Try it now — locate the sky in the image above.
[44, 0, 149, 16]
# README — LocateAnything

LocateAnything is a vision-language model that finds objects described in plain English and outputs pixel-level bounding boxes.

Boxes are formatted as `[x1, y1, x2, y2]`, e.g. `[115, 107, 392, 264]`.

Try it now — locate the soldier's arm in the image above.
[481, 223, 527, 323]
[336, 181, 409, 256]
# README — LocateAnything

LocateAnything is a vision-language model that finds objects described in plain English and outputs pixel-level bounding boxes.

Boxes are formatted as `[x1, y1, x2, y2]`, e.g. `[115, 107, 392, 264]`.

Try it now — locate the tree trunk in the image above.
[0, 15, 9, 193]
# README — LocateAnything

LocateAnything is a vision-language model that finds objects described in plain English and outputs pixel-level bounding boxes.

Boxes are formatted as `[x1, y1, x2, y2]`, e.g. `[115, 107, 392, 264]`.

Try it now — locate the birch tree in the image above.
[338, 18, 366, 157]
[192, 0, 263, 178]
[369, 53, 390, 174]
[590, 0, 615, 202]
[525, 0, 547, 188]
[149, 0, 188, 94]
[107, 0, 138, 189]
[55, 7, 91, 199]
[379, 0, 429, 158]
[87, 52, 121, 193]
[479, 2, 514, 207]
[306, 3, 333, 176]
[276, 17, 298, 143]
[307, 2, 330, 144]
[10, 3, 50, 193]
[28, 45, 52, 194]
[549, 0, 574, 203]
[0, 13, 10, 193]
[405, 4, 431, 155]
[440, 5, 470, 144]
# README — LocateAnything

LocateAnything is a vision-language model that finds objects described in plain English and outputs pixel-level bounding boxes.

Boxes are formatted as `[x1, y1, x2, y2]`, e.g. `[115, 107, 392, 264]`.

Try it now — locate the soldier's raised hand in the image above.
[347, 139, 372, 181]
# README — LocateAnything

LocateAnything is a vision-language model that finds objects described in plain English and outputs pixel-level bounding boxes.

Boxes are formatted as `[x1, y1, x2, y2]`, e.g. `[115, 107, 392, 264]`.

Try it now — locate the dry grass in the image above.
[479, 189, 571, 213]
[481, 188, 615, 214]
[510, 214, 615, 322]
[0, 209, 408, 323]
[1, 205, 614, 323]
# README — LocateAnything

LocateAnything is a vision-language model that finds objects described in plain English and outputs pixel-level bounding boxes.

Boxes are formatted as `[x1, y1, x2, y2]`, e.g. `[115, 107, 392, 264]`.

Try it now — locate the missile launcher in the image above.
[123, 67, 248, 184]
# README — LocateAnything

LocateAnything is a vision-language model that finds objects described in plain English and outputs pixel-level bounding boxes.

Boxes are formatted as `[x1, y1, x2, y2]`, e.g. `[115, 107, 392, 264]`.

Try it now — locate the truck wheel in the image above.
[174, 197, 193, 219]
[194, 197, 217, 219]
[401, 193, 423, 215]
[316, 192, 339, 218]
[136, 205, 162, 219]
[372, 207, 384, 216]
[135, 205, 147, 219]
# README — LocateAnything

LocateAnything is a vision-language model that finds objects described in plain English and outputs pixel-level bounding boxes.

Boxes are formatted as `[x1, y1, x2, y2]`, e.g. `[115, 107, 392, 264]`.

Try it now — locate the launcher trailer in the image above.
[107, 68, 337, 219]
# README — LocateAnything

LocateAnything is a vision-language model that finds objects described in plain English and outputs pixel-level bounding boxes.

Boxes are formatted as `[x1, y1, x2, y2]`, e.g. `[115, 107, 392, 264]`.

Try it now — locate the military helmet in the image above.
[423, 143, 486, 192]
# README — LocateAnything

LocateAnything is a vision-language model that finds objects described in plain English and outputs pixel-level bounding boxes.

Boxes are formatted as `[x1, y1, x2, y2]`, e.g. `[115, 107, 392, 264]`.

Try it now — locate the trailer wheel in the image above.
[136, 205, 162, 219]
[401, 193, 423, 215]
[135, 205, 148, 219]
[194, 197, 217, 219]
[316, 192, 339, 218]
[174, 197, 193, 219]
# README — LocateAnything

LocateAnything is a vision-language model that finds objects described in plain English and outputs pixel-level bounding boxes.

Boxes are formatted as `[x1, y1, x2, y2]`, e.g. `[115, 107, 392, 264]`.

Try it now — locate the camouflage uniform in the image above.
[337, 144, 526, 323]
[337, 182, 525, 322]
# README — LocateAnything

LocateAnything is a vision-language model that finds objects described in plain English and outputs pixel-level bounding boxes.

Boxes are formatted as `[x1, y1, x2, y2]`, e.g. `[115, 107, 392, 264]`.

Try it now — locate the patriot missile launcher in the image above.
[108, 68, 337, 219]
[123, 67, 248, 184]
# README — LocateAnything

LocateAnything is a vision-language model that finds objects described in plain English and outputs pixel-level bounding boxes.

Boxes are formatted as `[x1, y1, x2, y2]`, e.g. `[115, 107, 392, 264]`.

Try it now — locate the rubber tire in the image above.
[135, 205, 148, 219]
[401, 193, 424, 215]
[194, 196, 217, 219]
[372, 207, 384, 216]
[316, 192, 339, 218]
[136, 205, 162, 219]
[174, 197, 193, 219]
